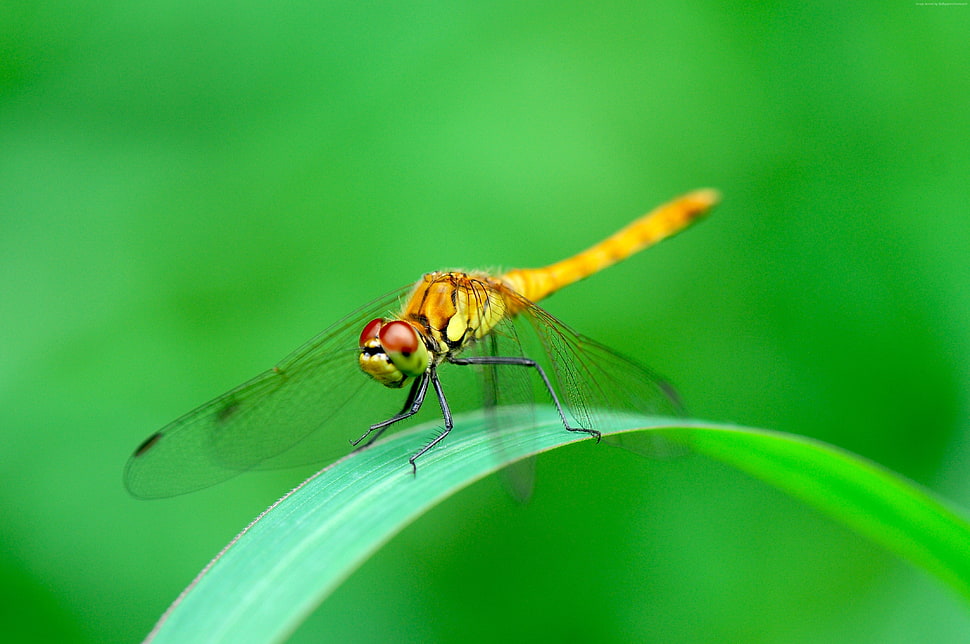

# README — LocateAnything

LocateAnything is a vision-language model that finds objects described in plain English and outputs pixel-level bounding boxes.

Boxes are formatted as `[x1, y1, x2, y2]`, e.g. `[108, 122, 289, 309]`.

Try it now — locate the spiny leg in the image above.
[408, 365, 454, 474]
[352, 371, 430, 450]
[448, 355, 602, 442]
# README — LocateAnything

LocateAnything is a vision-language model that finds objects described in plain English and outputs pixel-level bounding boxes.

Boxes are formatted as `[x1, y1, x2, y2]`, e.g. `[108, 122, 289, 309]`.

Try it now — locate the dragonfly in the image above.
[125, 189, 718, 498]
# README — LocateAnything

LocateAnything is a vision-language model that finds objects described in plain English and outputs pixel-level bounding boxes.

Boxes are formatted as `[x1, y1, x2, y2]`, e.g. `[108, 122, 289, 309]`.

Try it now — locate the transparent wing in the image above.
[124, 284, 416, 499]
[465, 316, 539, 501]
[501, 289, 685, 427]
[430, 279, 685, 495]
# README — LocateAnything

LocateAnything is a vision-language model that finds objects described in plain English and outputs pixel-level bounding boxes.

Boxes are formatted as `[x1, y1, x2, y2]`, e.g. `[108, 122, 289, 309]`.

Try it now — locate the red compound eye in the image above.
[378, 320, 420, 356]
[359, 318, 384, 347]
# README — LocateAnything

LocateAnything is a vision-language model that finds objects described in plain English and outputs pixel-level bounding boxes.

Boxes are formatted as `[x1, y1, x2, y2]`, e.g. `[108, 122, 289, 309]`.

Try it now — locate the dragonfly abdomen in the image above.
[501, 189, 719, 304]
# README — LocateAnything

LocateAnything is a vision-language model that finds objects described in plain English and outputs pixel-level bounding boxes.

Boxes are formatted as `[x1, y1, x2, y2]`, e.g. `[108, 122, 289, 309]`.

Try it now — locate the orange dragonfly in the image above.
[125, 189, 718, 498]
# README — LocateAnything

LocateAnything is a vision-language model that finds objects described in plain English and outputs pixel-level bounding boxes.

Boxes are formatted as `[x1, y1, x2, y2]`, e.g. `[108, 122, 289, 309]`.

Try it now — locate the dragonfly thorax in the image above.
[356, 271, 512, 389]
[358, 318, 431, 388]
[403, 271, 514, 353]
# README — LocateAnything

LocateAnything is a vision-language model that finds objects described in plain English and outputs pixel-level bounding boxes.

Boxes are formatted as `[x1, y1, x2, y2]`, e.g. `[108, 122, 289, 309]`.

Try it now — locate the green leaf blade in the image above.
[146, 412, 970, 643]
[671, 425, 970, 601]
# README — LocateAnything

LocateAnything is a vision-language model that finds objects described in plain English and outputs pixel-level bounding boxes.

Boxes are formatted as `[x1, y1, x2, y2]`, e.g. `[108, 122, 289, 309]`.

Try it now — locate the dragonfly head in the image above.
[358, 318, 430, 388]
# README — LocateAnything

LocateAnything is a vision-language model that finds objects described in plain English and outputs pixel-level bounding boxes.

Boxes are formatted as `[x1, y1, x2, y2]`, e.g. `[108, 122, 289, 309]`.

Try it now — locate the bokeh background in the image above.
[2, 2, 969, 642]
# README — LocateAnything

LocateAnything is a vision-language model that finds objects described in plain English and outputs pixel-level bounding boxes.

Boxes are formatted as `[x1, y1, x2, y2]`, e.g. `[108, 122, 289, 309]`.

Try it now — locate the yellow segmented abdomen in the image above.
[501, 188, 719, 306]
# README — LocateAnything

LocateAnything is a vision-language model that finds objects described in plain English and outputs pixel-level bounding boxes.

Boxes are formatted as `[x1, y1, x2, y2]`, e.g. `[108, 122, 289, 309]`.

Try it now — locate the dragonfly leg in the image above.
[408, 365, 454, 475]
[448, 355, 602, 442]
[352, 371, 430, 449]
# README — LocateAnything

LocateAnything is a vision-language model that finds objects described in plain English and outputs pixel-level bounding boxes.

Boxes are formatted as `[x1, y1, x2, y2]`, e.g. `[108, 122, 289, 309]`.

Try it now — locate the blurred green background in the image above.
[2, 2, 968, 642]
